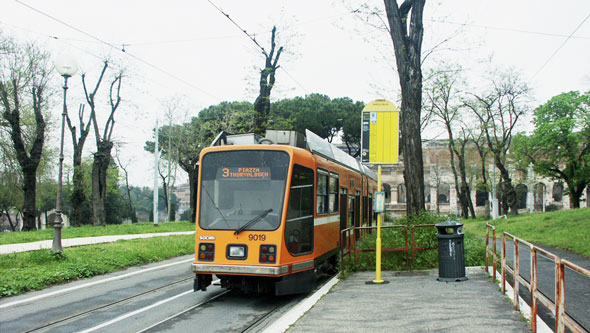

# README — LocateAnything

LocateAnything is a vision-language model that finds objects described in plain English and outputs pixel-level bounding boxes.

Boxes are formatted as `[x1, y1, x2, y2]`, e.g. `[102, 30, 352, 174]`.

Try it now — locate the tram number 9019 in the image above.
[248, 234, 266, 241]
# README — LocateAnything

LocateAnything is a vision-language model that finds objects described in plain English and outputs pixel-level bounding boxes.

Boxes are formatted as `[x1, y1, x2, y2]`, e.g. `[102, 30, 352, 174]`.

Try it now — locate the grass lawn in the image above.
[0, 221, 195, 245]
[0, 235, 195, 298]
[462, 208, 590, 257]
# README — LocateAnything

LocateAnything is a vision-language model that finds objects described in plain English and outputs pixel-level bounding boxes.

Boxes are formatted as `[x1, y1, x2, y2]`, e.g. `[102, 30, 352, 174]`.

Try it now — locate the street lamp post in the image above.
[52, 55, 78, 252]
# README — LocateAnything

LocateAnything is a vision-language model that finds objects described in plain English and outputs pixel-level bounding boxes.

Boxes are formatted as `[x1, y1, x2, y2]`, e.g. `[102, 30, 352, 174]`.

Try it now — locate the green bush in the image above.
[342, 212, 486, 273]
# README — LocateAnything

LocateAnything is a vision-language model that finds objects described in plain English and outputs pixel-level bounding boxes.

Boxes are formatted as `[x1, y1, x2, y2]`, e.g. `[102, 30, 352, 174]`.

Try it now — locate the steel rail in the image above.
[25, 276, 194, 332]
[135, 288, 231, 333]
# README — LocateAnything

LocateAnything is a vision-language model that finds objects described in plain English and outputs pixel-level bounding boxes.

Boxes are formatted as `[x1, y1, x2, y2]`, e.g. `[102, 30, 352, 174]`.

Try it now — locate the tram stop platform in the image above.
[267, 267, 532, 332]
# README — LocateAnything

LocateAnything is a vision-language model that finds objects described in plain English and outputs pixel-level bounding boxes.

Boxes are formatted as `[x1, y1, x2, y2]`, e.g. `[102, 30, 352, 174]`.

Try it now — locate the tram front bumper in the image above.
[191, 261, 314, 276]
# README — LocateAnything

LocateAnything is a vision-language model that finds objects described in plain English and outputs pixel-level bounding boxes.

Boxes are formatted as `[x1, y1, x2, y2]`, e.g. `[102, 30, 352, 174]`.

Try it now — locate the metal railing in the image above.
[340, 224, 438, 272]
[486, 224, 590, 333]
[485, 223, 498, 283]
[411, 224, 438, 266]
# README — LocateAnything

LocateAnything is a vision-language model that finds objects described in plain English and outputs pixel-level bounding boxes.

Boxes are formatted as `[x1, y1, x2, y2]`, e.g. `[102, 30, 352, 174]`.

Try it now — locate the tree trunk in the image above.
[91, 140, 113, 226]
[70, 151, 86, 226]
[401, 89, 426, 216]
[21, 167, 37, 230]
[383, 0, 426, 216]
[3, 207, 16, 231]
[66, 103, 93, 227]
[497, 167, 517, 215]
[569, 183, 585, 209]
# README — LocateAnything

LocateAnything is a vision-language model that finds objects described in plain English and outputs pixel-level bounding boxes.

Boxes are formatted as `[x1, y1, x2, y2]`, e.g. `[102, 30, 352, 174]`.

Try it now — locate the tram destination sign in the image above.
[219, 167, 271, 179]
[361, 99, 399, 164]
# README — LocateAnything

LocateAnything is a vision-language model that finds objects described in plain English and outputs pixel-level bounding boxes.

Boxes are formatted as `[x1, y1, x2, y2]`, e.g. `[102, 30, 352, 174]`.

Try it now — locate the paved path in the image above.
[287, 268, 530, 333]
[0, 231, 194, 254]
[490, 237, 590, 331]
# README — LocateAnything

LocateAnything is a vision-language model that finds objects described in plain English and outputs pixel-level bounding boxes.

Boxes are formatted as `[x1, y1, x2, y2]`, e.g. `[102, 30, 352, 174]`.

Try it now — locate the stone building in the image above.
[373, 140, 590, 218]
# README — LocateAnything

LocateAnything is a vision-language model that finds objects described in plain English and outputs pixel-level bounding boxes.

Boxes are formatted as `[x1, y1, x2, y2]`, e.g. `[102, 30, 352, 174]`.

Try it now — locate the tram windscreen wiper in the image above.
[234, 208, 273, 235]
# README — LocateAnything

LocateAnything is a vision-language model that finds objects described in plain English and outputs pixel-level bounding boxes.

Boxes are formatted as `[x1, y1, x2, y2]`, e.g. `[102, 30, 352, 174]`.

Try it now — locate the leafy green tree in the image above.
[146, 101, 256, 223]
[272, 94, 340, 142]
[198, 101, 256, 140]
[0, 170, 21, 231]
[512, 91, 590, 208]
[335, 97, 364, 157]
[270, 94, 364, 153]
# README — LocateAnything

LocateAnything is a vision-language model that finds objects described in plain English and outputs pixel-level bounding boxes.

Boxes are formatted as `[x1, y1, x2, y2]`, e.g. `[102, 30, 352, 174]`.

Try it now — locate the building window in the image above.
[438, 183, 450, 204]
[516, 184, 527, 209]
[534, 183, 546, 209]
[398, 183, 406, 204]
[553, 183, 563, 202]
[476, 190, 488, 207]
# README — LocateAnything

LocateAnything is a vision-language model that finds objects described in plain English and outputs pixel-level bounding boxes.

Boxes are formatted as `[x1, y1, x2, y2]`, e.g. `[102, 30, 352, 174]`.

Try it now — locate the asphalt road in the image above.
[492, 237, 590, 331]
[0, 254, 305, 333]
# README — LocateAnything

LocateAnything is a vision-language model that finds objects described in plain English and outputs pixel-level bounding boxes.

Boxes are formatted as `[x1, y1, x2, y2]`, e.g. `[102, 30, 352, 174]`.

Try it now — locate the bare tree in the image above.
[253, 26, 283, 135]
[66, 100, 97, 226]
[82, 61, 124, 226]
[114, 144, 137, 222]
[464, 68, 529, 214]
[0, 35, 52, 231]
[383, 0, 426, 216]
[424, 64, 475, 218]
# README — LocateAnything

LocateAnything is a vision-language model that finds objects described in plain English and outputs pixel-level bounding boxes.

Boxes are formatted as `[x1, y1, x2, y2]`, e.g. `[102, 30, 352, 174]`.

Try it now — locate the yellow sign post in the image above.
[361, 99, 399, 164]
[362, 99, 399, 285]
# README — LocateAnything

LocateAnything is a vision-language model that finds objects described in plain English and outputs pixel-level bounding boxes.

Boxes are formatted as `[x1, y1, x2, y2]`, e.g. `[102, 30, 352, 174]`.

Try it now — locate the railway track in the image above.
[24, 276, 195, 333]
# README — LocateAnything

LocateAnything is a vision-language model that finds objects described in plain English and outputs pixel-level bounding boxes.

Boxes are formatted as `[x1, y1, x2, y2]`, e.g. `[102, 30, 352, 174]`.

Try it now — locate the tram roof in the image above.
[305, 130, 377, 181]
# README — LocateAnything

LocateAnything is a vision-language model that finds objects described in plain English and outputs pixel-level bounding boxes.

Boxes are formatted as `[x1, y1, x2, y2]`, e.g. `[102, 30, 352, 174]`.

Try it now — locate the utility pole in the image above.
[154, 119, 159, 226]
[167, 117, 173, 221]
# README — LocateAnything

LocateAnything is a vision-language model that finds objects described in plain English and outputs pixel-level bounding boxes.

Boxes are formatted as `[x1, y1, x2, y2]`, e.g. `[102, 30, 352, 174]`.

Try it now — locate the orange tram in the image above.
[192, 130, 378, 295]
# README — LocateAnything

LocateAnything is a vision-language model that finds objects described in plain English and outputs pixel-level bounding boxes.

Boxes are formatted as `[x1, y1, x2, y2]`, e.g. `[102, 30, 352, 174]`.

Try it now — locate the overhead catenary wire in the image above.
[427, 18, 590, 40]
[531, 11, 590, 79]
[206, 0, 309, 94]
[14, 0, 219, 100]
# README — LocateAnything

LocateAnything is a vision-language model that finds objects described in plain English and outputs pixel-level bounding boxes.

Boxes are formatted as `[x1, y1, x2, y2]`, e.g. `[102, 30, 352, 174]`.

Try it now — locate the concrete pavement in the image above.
[271, 268, 532, 333]
[0, 231, 194, 254]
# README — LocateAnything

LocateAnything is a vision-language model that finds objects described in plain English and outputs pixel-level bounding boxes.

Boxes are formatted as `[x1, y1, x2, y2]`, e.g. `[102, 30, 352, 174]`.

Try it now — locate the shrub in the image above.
[342, 212, 486, 273]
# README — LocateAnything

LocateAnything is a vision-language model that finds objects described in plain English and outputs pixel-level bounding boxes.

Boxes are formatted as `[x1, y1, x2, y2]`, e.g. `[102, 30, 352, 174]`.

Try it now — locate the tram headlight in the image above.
[226, 244, 247, 260]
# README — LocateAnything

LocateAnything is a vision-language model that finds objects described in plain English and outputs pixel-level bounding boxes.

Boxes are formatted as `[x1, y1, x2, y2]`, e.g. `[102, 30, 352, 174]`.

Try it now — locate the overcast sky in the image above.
[2, 0, 589, 187]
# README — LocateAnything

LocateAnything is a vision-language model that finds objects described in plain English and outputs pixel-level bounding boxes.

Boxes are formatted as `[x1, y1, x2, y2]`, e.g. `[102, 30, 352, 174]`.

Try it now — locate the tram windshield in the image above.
[199, 150, 289, 231]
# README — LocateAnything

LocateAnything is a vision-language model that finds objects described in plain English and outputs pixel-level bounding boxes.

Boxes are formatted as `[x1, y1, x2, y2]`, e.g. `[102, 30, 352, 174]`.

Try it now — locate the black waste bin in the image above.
[436, 220, 467, 282]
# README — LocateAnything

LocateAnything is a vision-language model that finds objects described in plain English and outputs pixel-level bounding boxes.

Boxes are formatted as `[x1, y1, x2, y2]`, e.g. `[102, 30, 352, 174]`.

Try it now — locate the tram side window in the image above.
[286, 164, 314, 256]
[329, 174, 339, 213]
[317, 170, 329, 215]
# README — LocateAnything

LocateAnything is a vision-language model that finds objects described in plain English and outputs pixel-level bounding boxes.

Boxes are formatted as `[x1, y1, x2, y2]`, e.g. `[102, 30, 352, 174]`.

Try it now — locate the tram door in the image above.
[340, 188, 347, 232]
[355, 191, 361, 241]
[340, 188, 348, 248]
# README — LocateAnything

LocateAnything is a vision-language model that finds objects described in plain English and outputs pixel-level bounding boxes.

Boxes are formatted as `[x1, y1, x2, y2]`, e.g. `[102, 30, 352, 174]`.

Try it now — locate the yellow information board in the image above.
[361, 99, 399, 164]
